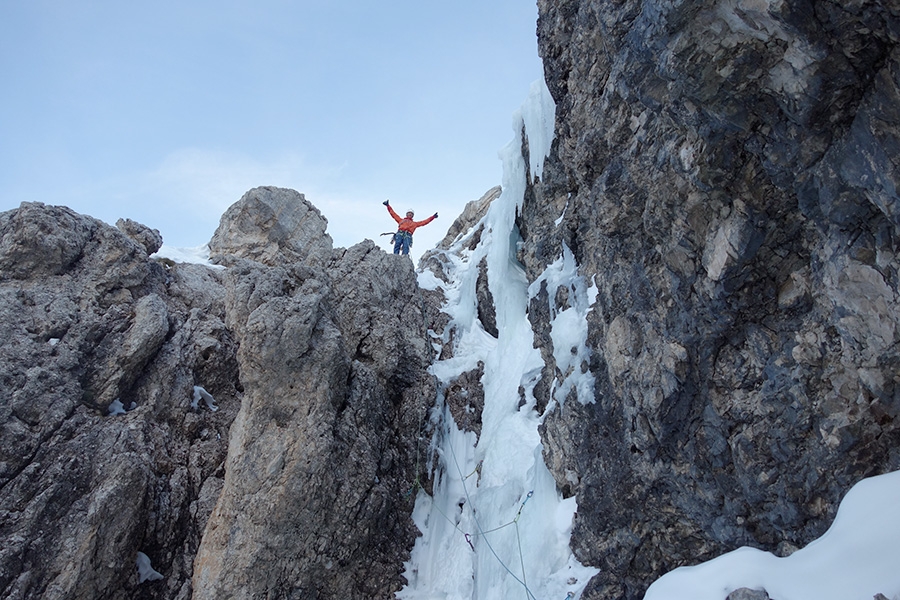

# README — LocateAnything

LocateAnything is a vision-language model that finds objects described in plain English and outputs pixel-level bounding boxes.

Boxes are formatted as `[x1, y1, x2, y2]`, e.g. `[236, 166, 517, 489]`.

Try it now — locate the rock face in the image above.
[0, 202, 240, 600]
[525, 0, 900, 597]
[431, 185, 501, 251]
[0, 190, 438, 599]
[193, 190, 436, 599]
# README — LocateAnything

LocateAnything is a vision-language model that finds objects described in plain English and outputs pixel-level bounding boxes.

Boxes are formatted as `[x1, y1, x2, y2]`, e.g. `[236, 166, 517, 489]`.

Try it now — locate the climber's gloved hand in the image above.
[433, 213, 438, 219]
[383, 200, 390, 206]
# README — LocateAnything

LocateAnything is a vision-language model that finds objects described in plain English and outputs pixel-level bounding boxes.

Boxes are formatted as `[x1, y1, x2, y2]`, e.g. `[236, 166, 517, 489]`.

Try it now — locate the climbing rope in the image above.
[405, 276, 441, 499]
[405, 265, 560, 600]
[464, 459, 483, 480]
[447, 437, 539, 600]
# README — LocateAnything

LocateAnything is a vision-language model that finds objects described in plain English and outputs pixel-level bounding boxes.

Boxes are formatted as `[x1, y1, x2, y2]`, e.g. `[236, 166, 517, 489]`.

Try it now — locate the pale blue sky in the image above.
[0, 1, 543, 259]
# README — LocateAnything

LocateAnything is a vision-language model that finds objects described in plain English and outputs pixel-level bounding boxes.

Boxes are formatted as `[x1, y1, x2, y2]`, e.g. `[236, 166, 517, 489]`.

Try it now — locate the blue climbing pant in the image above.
[393, 231, 412, 255]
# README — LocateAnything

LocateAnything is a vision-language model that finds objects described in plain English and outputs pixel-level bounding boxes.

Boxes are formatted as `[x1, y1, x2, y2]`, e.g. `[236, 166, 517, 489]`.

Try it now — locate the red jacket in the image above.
[387, 205, 436, 234]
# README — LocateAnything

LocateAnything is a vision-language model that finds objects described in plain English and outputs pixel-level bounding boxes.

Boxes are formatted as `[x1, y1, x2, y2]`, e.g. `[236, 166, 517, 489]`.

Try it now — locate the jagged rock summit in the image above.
[208, 186, 333, 268]
[0, 189, 440, 599]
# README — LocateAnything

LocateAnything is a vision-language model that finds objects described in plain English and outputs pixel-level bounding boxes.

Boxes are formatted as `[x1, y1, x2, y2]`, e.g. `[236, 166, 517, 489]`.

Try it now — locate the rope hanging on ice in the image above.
[448, 436, 539, 600]
[401, 278, 540, 600]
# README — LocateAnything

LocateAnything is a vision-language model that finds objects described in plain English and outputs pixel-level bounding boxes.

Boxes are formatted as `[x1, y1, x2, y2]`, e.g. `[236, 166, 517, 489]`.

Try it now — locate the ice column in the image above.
[399, 79, 597, 600]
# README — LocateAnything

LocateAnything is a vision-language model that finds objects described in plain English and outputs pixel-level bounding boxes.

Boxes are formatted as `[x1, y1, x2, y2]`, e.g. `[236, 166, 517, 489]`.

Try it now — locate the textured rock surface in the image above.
[0, 202, 240, 600]
[432, 185, 501, 251]
[0, 193, 438, 599]
[208, 186, 333, 268]
[444, 363, 486, 440]
[117, 217, 164, 255]
[525, 0, 900, 598]
[727, 590, 770, 600]
[193, 199, 436, 599]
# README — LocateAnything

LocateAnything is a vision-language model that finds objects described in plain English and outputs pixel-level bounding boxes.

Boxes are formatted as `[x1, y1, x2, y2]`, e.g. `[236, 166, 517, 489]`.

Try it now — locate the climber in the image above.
[383, 199, 438, 255]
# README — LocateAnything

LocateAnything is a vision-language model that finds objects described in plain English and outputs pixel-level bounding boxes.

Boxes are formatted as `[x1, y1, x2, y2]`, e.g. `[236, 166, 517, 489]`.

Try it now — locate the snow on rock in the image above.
[644, 469, 900, 600]
[136, 551, 164, 583]
[107, 399, 126, 416]
[528, 244, 597, 408]
[152, 243, 223, 268]
[191, 385, 219, 412]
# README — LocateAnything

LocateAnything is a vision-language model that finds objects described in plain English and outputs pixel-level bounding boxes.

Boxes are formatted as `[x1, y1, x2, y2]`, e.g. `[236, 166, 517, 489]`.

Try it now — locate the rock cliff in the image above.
[524, 0, 900, 597]
[193, 188, 436, 599]
[0, 203, 240, 599]
[0, 188, 439, 599]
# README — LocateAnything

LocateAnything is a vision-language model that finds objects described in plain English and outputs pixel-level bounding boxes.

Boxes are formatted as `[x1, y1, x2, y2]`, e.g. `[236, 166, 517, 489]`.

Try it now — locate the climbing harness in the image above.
[394, 230, 413, 247]
[382, 230, 414, 254]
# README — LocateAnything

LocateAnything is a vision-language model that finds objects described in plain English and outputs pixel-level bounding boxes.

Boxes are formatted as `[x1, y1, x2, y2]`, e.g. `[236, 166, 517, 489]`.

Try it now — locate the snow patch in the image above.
[554, 200, 568, 226]
[644, 469, 900, 600]
[151, 244, 223, 268]
[107, 399, 126, 416]
[191, 386, 219, 411]
[136, 551, 163, 583]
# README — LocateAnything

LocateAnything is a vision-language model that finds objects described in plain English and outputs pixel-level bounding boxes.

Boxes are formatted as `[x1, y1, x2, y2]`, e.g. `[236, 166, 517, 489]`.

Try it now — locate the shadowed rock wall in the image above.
[523, 1, 900, 598]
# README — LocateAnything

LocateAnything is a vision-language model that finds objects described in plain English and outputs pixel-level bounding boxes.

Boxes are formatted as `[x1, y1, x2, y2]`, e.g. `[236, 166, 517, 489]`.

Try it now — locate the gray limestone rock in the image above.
[445, 363, 486, 440]
[0, 204, 241, 600]
[432, 185, 501, 252]
[208, 186, 334, 268]
[117, 217, 164, 255]
[727, 589, 770, 600]
[0, 202, 96, 279]
[192, 240, 436, 600]
[0, 193, 437, 600]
